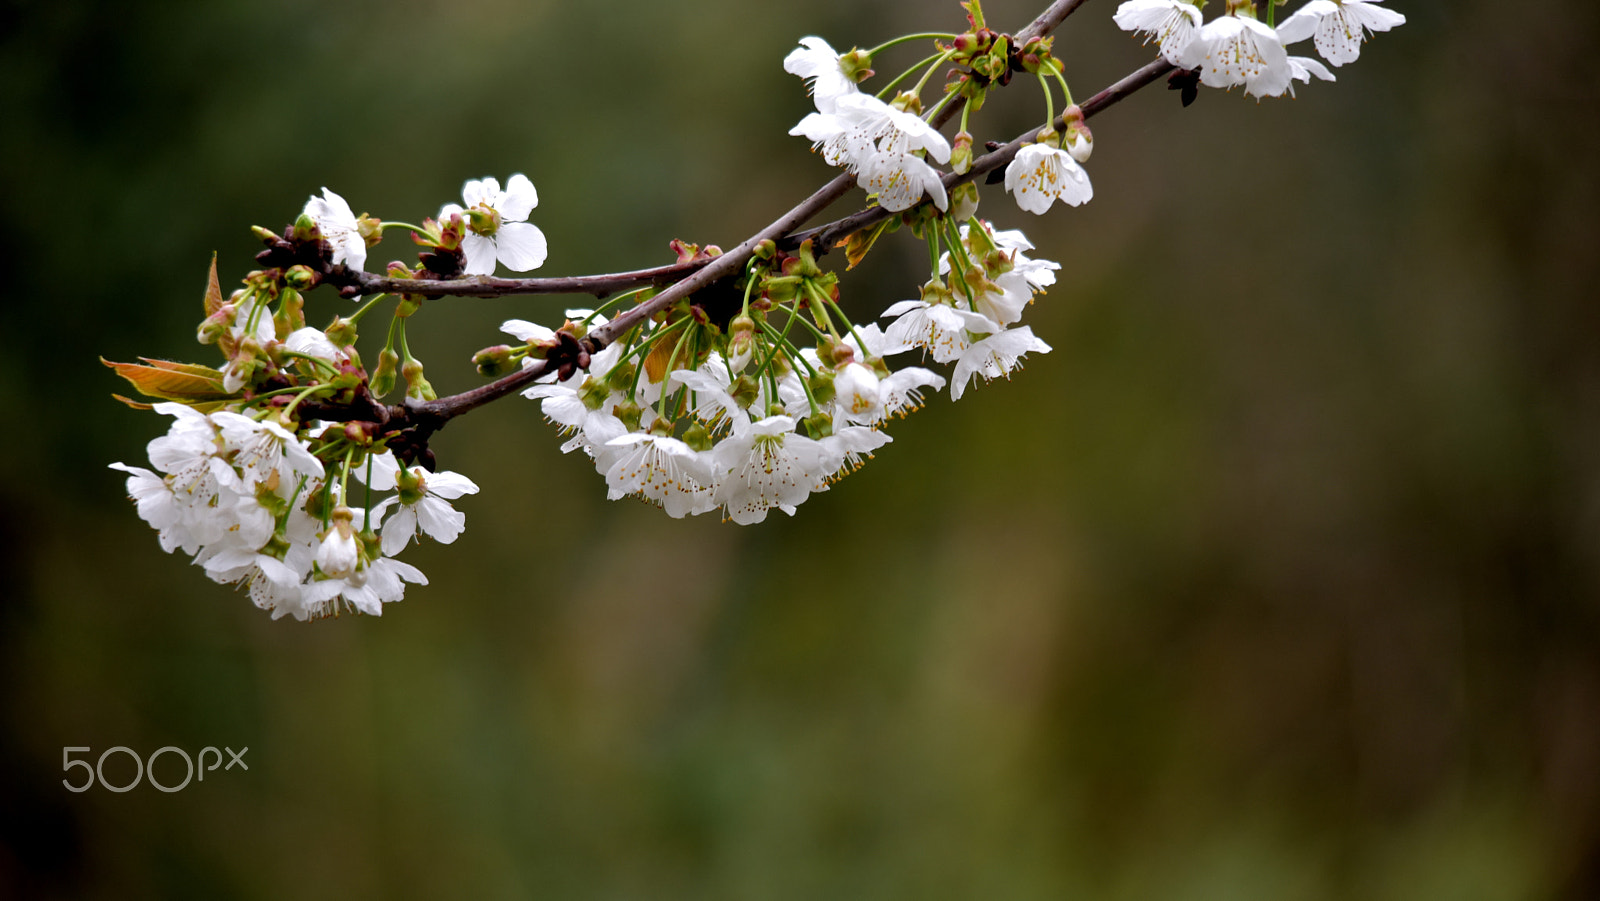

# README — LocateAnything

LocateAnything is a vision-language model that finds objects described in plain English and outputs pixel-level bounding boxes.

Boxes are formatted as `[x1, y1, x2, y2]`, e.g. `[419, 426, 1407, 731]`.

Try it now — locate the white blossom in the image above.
[1005, 142, 1093, 215]
[882, 299, 1002, 363]
[1114, 0, 1204, 66]
[362, 452, 480, 556]
[603, 433, 715, 518]
[302, 187, 368, 272]
[784, 37, 860, 114]
[1179, 14, 1293, 99]
[1277, 0, 1405, 67]
[440, 174, 548, 275]
[950, 326, 1053, 401]
[709, 416, 829, 525]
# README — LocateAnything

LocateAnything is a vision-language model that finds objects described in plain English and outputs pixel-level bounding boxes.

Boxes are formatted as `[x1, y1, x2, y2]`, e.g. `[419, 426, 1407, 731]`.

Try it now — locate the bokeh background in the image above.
[2, 0, 1597, 897]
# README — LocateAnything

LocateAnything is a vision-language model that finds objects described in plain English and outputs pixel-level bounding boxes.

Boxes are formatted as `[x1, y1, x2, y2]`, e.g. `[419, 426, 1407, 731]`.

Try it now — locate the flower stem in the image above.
[864, 33, 957, 58]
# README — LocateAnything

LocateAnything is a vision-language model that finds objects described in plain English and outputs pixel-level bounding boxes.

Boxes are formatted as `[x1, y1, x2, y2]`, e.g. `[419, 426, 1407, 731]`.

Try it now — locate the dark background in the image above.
[2, 0, 1597, 897]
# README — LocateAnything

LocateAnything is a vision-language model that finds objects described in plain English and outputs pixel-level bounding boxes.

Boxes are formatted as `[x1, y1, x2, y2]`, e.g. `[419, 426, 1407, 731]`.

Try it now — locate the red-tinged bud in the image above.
[251, 226, 280, 244]
[752, 239, 777, 260]
[669, 238, 700, 263]
[197, 304, 234, 345]
[472, 344, 517, 378]
[952, 132, 975, 175]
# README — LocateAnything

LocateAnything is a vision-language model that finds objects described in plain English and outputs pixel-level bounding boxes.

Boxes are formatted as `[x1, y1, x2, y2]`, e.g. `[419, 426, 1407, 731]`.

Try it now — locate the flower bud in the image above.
[291, 213, 320, 243]
[315, 508, 361, 579]
[951, 182, 980, 222]
[730, 374, 761, 411]
[274, 288, 306, 336]
[890, 91, 922, 116]
[325, 317, 358, 347]
[800, 411, 834, 440]
[197, 304, 234, 345]
[402, 359, 435, 401]
[371, 348, 400, 397]
[682, 421, 713, 453]
[951, 132, 974, 175]
[251, 226, 280, 244]
[840, 49, 874, 84]
[472, 344, 517, 378]
[356, 214, 383, 246]
[284, 265, 317, 290]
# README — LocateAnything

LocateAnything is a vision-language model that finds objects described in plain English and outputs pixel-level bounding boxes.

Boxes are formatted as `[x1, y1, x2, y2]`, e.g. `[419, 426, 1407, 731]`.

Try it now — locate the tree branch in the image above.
[327, 257, 713, 300]
[302, 1, 1165, 452]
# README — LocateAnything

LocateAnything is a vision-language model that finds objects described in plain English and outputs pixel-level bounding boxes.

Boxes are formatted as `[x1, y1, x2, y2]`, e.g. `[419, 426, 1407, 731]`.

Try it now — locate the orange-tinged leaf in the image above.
[644, 338, 673, 384]
[101, 356, 236, 403]
[203, 253, 223, 317]
[842, 218, 896, 271]
[111, 394, 154, 410]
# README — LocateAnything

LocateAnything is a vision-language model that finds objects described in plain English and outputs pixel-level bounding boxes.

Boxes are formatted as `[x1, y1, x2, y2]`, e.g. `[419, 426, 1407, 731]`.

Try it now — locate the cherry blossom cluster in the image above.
[106, 0, 1410, 617]
[499, 220, 1056, 524]
[107, 176, 527, 618]
[1114, 0, 1405, 99]
[111, 403, 477, 620]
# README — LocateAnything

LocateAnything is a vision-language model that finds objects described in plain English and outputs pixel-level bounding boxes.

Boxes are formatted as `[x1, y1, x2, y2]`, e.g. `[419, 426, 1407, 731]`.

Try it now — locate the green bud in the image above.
[356, 214, 383, 246]
[251, 226, 280, 244]
[292, 213, 319, 242]
[326, 317, 358, 347]
[284, 265, 317, 290]
[274, 288, 305, 337]
[890, 91, 922, 116]
[951, 182, 980, 222]
[616, 401, 644, 432]
[800, 411, 834, 440]
[371, 348, 400, 397]
[402, 359, 435, 401]
[730, 374, 761, 410]
[682, 421, 713, 453]
[840, 49, 874, 84]
[808, 370, 837, 407]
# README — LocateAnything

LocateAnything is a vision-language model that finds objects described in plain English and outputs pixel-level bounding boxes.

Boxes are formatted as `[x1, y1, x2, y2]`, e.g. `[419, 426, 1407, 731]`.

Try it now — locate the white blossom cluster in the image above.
[109, 5, 1408, 616]
[1114, 0, 1406, 99]
[510, 217, 1057, 524]
[112, 404, 478, 619]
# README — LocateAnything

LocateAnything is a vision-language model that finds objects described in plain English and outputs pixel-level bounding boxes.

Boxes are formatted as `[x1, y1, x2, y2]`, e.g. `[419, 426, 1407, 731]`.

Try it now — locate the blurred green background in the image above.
[2, 0, 1597, 897]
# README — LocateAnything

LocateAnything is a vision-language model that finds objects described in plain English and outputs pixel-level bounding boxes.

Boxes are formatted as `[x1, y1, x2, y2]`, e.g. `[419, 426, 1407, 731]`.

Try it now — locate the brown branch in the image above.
[299, 0, 1138, 451]
[327, 257, 713, 300]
